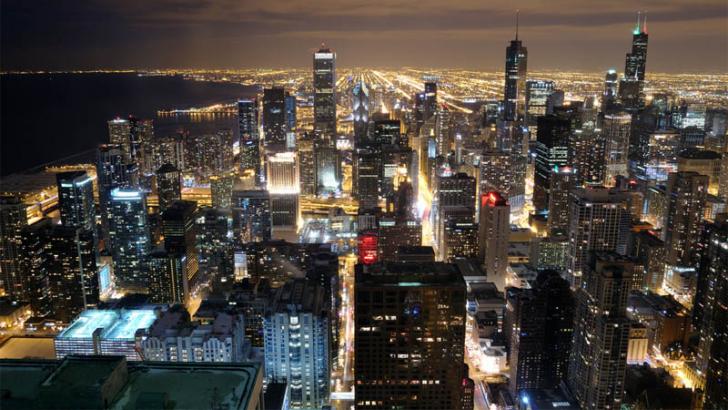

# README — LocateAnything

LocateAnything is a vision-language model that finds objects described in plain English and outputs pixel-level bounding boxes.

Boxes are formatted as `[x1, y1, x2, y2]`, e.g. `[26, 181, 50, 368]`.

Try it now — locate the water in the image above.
[1, 73, 256, 176]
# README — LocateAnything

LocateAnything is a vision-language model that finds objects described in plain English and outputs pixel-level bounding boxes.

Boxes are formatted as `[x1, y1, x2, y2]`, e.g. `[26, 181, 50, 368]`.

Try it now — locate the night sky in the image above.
[2, 0, 726, 72]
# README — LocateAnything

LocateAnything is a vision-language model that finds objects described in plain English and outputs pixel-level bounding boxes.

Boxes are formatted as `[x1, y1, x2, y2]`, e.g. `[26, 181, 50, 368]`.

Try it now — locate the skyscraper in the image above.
[619, 13, 649, 112]
[567, 187, 631, 287]
[263, 87, 287, 154]
[664, 171, 708, 267]
[525, 80, 554, 131]
[238, 98, 261, 182]
[209, 172, 235, 208]
[352, 80, 370, 144]
[568, 252, 632, 409]
[355, 262, 467, 409]
[313, 45, 336, 143]
[108, 188, 151, 289]
[56, 171, 95, 232]
[0, 196, 27, 297]
[478, 192, 510, 291]
[162, 200, 198, 288]
[602, 112, 632, 185]
[602, 69, 619, 112]
[507, 270, 574, 396]
[534, 114, 572, 212]
[547, 167, 575, 237]
[264, 279, 330, 409]
[148, 249, 188, 305]
[504, 15, 528, 121]
[232, 189, 271, 243]
[155, 163, 181, 213]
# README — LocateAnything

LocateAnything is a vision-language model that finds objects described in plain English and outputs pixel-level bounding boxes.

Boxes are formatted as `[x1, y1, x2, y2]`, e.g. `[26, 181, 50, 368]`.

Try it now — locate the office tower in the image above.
[619, 13, 649, 111]
[602, 69, 619, 112]
[567, 187, 631, 287]
[683, 103, 707, 130]
[263, 87, 287, 153]
[572, 129, 606, 186]
[155, 163, 181, 213]
[209, 172, 235, 208]
[313, 45, 336, 143]
[547, 167, 575, 237]
[694, 216, 728, 408]
[354, 148, 380, 210]
[184, 130, 234, 180]
[602, 112, 632, 185]
[232, 189, 271, 243]
[270, 194, 299, 236]
[314, 143, 341, 196]
[196, 207, 233, 281]
[0, 196, 27, 297]
[478, 192, 510, 290]
[381, 145, 414, 200]
[507, 270, 574, 395]
[264, 279, 330, 409]
[664, 171, 708, 267]
[480, 151, 512, 199]
[162, 200, 198, 282]
[434, 173, 476, 245]
[568, 253, 633, 409]
[644, 129, 681, 181]
[128, 116, 154, 171]
[238, 98, 261, 180]
[108, 188, 151, 289]
[377, 216, 422, 262]
[545, 90, 565, 115]
[525, 80, 554, 130]
[148, 249, 188, 305]
[152, 133, 185, 172]
[677, 149, 722, 196]
[297, 136, 316, 196]
[630, 231, 666, 293]
[504, 18, 528, 121]
[355, 262, 467, 409]
[97, 144, 136, 241]
[56, 171, 95, 232]
[373, 119, 403, 146]
[441, 207, 479, 262]
[285, 93, 297, 133]
[108, 117, 132, 159]
[353, 80, 370, 144]
[534, 114, 572, 212]
[267, 152, 299, 194]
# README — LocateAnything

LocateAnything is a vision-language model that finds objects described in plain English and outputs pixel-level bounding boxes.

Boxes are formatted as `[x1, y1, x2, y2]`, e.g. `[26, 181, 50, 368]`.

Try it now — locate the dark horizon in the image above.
[2, 0, 726, 73]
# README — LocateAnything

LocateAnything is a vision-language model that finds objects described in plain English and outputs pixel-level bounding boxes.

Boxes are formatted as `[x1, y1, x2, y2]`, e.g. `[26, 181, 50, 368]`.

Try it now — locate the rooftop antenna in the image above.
[515, 10, 520, 40]
[635, 11, 641, 34]
[642, 12, 648, 34]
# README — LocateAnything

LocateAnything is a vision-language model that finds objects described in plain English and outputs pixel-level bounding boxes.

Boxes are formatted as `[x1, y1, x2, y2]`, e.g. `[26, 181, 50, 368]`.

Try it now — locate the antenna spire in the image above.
[642, 12, 647, 33]
[515, 10, 520, 40]
[636, 11, 641, 34]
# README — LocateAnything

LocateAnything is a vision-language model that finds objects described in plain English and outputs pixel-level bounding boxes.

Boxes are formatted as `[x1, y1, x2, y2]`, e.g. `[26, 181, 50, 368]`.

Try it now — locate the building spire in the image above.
[634, 11, 641, 34]
[642, 12, 647, 34]
[515, 10, 520, 40]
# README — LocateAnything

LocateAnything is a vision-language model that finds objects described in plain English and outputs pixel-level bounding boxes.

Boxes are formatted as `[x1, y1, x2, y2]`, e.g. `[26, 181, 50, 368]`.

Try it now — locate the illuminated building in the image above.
[530, 237, 569, 272]
[568, 252, 632, 409]
[97, 144, 136, 241]
[210, 172, 235, 208]
[353, 148, 380, 210]
[108, 188, 151, 289]
[354, 262, 467, 409]
[602, 112, 632, 185]
[627, 324, 649, 365]
[263, 87, 286, 153]
[152, 133, 185, 173]
[424, 80, 438, 123]
[353, 80, 370, 144]
[155, 163, 181, 212]
[534, 114, 572, 212]
[504, 18, 528, 121]
[231, 189, 271, 243]
[694, 216, 728, 408]
[677, 149, 722, 196]
[196, 207, 234, 281]
[441, 208, 479, 262]
[56, 171, 95, 232]
[602, 69, 619, 112]
[567, 187, 630, 287]
[238, 98, 261, 184]
[148, 249, 188, 305]
[572, 129, 606, 186]
[264, 279, 330, 409]
[185, 130, 234, 180]
[313, 45, 336, 143]
[285, 93, 296, 134]
[54, 308, 158, 360]
[358, 232, 378, 265]
[547, 167, 575, 237]
[507, 270, 574, 396]
[664, 171, 708, 267]
[644, 129, 680, 181]
[480, 151, 512, 200]
[0, 196, 28, 297]
[108, 117, 132, 160]
[377, 216, 422, 262]
[270, 194, 299, 236]
[297, 136, 316, 196]
[619, 13, 648, 112]
[630, 231, 666, 293]
[478, 192, 510, 291]
[434, 172, 476, 247]
[267, 152, 299, 194]
[682, 103, 707, 130]
[314, 143, 341, 196]
[525, 80, 554, 131]
[381, 144, 414, 200]
[162, 200, 199, 288]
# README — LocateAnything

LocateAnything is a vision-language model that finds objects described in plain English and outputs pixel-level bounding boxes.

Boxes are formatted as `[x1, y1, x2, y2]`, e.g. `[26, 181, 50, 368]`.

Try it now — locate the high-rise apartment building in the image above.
[478, 192, 510, 291]
[108, 188, 151, 289]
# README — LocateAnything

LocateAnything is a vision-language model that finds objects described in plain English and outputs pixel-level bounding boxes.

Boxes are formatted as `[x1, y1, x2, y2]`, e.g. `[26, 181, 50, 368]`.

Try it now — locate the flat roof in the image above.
[57, 309, 157, 340]
[0, 337, 56, 360]
[57, 310, 118, 339]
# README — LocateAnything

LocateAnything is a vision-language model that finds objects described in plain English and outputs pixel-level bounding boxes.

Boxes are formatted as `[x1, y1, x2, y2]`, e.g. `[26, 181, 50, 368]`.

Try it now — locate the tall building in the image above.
[507, 270, 574, 395]
[155, 163, 181, 213]
[434, 173, 476, 246]
[56, 171, 95, 232]
[148, 249, 188, 305]
[108, 188, 151, 289]
[619, 13, 649, 112]
[602, 112, 632, 185]
[232, 189, 271, 243]
[313, 45, 337, 143]
[314, 143, 341, 196]
[525, 80, 554, 130]
[534, 114, 572, 212]
[97, 143, 135, 240]
[355, 262, 467, 409]
[162, 200, 199, 287]
[184, 130, 234, 180]
[567, 187, 631, 287]
[209, 172, 235, 208]
[504, 18, 528, 121]
[354, 148, 380, 210]
[0, 196, 27, 297]
[353, 80, 370, 144]
[572, 129, 606, 186]
[263, 87, 287, 153]
[238, 98, 261, 181]
[196, 207, 234, 281]
[568, 253, 633, 409]
[664, 171, 708, 266]
[297, 136, 316, 196]
[285, 93, 297, 134]
[423, 80, 438, 123]
[264, 279, 330, 409]
[478, 192, 510, 291]
[547, 167, 576, 237]
[602, 69, 619, 112]
[108, 118, 132, 160]
[267, 152, 299, 194]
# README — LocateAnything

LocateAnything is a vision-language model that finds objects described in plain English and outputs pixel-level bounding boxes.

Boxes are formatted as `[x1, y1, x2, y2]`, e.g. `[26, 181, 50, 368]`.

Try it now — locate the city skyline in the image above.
[2, 0, 726, 72]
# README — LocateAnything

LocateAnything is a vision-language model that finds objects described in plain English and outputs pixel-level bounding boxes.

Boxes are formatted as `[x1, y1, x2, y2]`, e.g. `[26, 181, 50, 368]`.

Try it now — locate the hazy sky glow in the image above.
[2, 0, 726, 72]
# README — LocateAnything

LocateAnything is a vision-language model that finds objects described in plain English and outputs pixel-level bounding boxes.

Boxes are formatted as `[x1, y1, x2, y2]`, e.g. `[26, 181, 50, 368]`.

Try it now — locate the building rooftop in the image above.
[356, 261, 465, 287]
[57, 309, 158, 341]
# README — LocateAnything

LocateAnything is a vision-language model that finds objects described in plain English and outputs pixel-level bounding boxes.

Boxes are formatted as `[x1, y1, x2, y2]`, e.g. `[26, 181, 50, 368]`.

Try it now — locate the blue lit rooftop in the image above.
[57, 309, 157, 340]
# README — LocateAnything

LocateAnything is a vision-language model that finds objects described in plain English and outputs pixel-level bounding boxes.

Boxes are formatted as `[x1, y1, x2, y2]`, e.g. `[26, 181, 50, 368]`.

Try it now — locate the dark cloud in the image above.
[2, 0, 726, 71]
